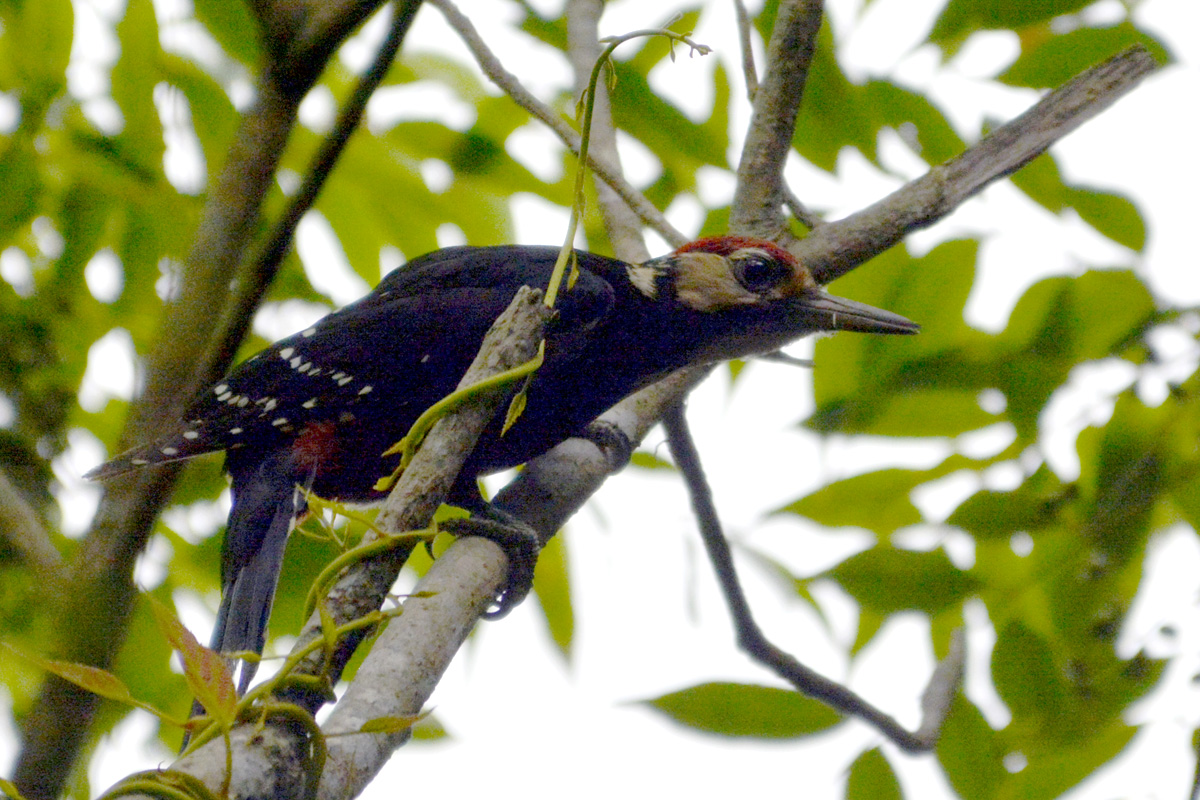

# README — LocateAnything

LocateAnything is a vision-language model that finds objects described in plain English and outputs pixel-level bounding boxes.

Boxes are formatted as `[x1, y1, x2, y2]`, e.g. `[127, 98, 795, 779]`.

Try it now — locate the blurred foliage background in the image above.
[0, 0, 1196, 797]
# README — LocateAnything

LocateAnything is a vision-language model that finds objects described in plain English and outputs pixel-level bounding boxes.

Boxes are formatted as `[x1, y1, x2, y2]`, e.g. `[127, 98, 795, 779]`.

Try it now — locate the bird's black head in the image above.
[622, 235, 918, 363]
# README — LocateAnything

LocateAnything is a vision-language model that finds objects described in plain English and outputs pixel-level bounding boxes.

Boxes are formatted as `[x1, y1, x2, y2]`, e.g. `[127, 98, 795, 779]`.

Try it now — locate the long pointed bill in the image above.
[799, 291, 919, 335]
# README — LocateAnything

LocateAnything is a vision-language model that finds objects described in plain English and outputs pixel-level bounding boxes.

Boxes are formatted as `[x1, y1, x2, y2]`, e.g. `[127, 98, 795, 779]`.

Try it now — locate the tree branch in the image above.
[661, 402, 964, 751]
[729, 0, 823, 239]
[204, 0, 423, 382]
[15, 3, 403, 798]
[801, 45, 1159, 286]
[566, 0, 651, 264]
[156, 288, 551, 798]
[316, 536, 504, 797]
[733, 0, 759, 100]
[428, 0, 688, 249]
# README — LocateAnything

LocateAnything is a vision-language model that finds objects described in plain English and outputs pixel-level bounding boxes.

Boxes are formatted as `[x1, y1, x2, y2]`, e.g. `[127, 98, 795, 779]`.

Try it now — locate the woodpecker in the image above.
[87, 236, 917, 692]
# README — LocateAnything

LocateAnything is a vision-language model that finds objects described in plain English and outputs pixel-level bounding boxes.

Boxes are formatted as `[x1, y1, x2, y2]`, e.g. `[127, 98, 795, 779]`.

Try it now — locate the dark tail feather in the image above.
[184, 454, 305, 749]
[210, 493, 299, 694]
[212, 449, 308, 695]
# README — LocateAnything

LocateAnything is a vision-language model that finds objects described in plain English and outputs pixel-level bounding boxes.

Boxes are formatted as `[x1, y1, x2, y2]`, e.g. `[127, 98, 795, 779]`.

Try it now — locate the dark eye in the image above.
[733, 254, 791, 292]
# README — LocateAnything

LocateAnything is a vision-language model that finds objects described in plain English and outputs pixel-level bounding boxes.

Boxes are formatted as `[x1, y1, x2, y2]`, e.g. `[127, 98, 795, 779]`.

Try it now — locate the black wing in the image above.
[86, 246, 618, 480]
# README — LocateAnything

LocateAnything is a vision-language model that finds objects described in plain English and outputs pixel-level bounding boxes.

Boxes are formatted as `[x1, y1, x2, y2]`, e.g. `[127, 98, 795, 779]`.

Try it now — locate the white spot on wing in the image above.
[290, 356, 302, 369]
[230, 427, 243, 435]
[358, 385, 373, 395]
[302, 327, 317, 338]
[217, 390, 233, 402]
[214, 384, 229, 395]
[131, 458, 148, 466]
[280, 347, 295, 359]
[272, 417, 288, 426]
[338, 376, 353, 386]
[183, 431, 199, 440]
[302, 398, 317, 409]
[161, 447, 178, 456]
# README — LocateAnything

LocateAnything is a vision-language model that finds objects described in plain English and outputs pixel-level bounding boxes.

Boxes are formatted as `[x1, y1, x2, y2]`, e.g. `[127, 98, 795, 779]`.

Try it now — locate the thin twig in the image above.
[661, 402, 963, 752]
[205, 0, 423, 376]
[784, 183, 824, 230]
[429, 0, 689, 249]
[733, 0, 759, 100]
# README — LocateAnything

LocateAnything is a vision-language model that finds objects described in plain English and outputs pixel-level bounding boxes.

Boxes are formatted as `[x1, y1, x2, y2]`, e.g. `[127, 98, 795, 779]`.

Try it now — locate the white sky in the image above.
[2, 0, 1198, 797]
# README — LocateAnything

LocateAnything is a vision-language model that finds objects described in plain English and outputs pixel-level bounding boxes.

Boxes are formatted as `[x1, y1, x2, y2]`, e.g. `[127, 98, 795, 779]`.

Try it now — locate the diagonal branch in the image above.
[661, 402, 964, 751]
[17, 3, 410, 799]
[166, 288, 551, 799]
[800, 45, 1158, 286]
[204, 0, 424, 385]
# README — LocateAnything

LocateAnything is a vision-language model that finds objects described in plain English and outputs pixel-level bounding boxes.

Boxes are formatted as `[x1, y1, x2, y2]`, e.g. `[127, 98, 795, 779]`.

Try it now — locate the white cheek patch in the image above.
[625, 264, 659, 299]
[673, 252, 760, 312]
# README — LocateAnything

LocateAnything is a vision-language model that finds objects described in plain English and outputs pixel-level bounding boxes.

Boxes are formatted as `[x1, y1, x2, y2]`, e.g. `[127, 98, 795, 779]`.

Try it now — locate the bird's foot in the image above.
[440, 513, 540, 618]
[581, 419, 634, 472]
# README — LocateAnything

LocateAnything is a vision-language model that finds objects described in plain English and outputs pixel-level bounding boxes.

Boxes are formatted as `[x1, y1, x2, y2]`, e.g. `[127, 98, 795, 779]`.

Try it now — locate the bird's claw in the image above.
[581, 419, 634, 472]
[440, 516, 540, 618]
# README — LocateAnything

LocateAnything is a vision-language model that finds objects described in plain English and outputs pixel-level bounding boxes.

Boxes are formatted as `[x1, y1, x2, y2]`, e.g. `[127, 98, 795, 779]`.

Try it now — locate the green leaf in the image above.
[2, 0, 72, 99]
[812, 240, 983, 433]
[360, 714, 423, 734]
[931, 0, 1094, 51]
[111, 0, 165, 175]
[781, 469, 923, 534]
[1064, 271, 1156, 358]
[4, 644, 137, 707]
[948, 465, 1071, 539]
[1008, 152, 1146, 251]
[850, 607, 886, 655]
[629, 450, 675, 470]
[645, 682, 842, 738]
[994, 270, 1154, 439]
[0, 138, 40, 241]
[1081, 393, 1164, 567]
[831, 547, 978, 615]
[991, 621, 1066, 733]
[846, 748, 902, 800]
[937, 696, 1006, 800]
[1008, 719, 1137, 800]
[864, 79, 966, 166]
[1000, 25, 1171, 89]
[533, 532, 573, 658]
[791, 26, 877, 171]
[851, 389, 996, 438]
[409, 713, 449, 741]
[0, 778, 30, 800]
[150, 596, 236, 728]
[193, 0, 263, 66]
